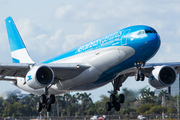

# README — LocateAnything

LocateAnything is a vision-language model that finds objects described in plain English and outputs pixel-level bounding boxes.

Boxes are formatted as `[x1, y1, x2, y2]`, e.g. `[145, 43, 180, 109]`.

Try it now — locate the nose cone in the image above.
[148, 34, 161, 51]
[141, 33, 161, 62]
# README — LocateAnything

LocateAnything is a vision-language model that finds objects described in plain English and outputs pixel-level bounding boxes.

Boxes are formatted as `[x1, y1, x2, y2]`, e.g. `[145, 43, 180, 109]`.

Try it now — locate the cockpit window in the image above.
[145, 30, 152, 33]
[137, 30, 145, 35]
[151, 29, 157, 33]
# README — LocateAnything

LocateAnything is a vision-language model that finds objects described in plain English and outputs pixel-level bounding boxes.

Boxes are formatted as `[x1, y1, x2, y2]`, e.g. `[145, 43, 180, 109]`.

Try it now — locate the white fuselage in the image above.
[14, 46, 135, 95]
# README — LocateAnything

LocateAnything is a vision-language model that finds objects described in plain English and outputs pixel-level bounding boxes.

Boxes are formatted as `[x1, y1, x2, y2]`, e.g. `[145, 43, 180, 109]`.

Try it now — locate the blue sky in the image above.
[0, 0, 180, 101]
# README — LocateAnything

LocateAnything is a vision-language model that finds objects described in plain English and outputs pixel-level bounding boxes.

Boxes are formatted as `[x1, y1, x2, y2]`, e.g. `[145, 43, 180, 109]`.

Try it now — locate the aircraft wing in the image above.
[0, 63, 90, 81]
[118, 62, 180, 78]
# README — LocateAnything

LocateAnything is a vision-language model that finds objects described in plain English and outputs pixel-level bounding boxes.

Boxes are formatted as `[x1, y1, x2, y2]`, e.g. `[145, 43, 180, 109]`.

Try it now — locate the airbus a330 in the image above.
[1, 16, 178, 112]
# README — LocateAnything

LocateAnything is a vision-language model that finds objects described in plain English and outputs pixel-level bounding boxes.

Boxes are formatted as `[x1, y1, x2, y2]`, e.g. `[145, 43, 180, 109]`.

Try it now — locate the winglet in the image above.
[5, 16, 34, 63]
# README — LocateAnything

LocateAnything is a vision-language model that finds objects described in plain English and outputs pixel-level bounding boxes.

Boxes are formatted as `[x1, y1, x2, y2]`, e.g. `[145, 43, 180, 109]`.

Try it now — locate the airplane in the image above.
[1, 16, 179, 112]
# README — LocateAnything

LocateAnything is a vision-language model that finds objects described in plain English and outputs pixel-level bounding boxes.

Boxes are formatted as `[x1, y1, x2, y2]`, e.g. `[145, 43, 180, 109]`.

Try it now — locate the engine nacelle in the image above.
[25, 65, 54, 89]
[149, 65, 176, 89]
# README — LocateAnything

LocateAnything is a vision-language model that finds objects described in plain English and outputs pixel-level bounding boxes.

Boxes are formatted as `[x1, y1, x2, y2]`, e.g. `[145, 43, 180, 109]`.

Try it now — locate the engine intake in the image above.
[149, 65, 176, 89]
[26, 65, 54, 89]
[36, 66, 53, 85]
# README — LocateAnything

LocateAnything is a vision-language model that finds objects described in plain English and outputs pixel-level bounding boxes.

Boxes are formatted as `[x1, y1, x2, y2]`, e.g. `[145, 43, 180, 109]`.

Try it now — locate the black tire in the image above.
[46, 103, 51, 112]
[119, 94, 125, 103]
[140, 74, 145, 81]
[50, 94, 55, 104]
[105, 102, 112, 111]
[110, 94, 116, 104]
[135, 73, 140, 81]
[40, 94, 46, 104]
[36, 102, 42, 112]
[114, 102, 120, 111]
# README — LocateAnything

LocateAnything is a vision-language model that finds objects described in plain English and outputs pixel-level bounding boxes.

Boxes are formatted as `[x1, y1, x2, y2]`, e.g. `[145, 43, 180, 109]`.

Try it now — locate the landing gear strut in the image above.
[135, 62, 145, 81]
[36, 87, 55, 112]
[105, 76, 126, 111]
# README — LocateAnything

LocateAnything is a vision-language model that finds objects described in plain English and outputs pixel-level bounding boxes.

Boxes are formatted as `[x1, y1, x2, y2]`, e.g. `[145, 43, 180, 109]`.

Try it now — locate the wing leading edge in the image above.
[0, 63, 90, 81]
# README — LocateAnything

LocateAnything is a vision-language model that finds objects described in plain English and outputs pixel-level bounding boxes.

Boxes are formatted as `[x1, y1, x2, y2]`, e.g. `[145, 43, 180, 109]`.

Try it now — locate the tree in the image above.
[150, 105, 167, 114]
[6, 94, 19, 104]
[121, 107, 136, 115]
[57, 95, 66, 116]
[159, 90, 169, 99]
[167, 107, 177, 114]
[121, 88, 138, 102]
[140, 88, 155, 103]
[95, 95, 110, 115]
[20, 96, 31, 105]
[30, 95, 39, 108]
[67, 104, 75, 116]
[13, 102, 23, 116]
[77, 92, 93, 115]
[22, 104, 31, 116]
[136, 103, 155, 114]
[0, 97, 4, 116]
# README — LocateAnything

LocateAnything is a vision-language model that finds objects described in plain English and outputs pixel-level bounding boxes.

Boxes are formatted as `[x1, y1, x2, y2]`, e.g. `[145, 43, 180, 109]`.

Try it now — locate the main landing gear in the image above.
[105, 93, 125, 111]
[105, 76, 125, 111]
[36, 87, 55, 112]
[135, 62, 145, 81]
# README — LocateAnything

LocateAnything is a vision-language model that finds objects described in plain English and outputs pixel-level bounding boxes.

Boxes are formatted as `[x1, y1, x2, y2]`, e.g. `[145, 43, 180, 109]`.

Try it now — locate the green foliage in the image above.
[0, 87, 178, 117]
[121, 88, 137, 102]
[150, 105, 167, 114]
[140, 88, 155, 103]
[167, 107, 177, 114]
[121, 107, 136, 115]
[0, 94, 40, 117]
[136, 103, 155, 114]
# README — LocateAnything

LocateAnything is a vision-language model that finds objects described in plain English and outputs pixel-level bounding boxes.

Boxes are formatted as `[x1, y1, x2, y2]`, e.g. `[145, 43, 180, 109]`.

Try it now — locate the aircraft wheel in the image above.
[50, 94, 55, 104]
[46, 102, 51, 112]
[105, 102, 112, 111]
[135, 73, 140, 81]
[119, 94, 125, 103]
[140, 74, 145, 81]
[40, 94, 46, 104]
[110, 94, 116, 104]
[36, 102, 42, 112]
[114, 102, 120, 111]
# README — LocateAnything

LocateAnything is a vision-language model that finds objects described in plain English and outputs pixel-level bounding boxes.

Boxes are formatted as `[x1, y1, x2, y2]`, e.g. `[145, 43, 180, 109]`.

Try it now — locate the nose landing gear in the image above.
[135, 62, 145, 81]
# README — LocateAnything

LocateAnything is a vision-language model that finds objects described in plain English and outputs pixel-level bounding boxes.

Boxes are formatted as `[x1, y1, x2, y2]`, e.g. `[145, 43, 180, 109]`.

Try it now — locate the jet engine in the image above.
[149, 65, 176, 89]
[25, 65, 54, 89]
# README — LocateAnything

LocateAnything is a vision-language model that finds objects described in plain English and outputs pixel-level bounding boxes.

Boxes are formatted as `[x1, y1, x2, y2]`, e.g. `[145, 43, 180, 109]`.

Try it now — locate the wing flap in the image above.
[0, 63, 30, 77]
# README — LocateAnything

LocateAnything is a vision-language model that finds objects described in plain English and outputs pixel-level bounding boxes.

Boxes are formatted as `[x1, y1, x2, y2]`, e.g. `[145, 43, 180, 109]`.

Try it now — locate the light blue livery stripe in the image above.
[5, 16, 25, 52]
[12, 58, 20, 63]
[42, 25, 160, 64]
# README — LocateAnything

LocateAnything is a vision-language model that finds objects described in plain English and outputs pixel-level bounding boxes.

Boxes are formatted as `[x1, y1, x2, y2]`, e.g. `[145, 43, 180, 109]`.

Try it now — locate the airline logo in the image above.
[27, 75, 32, 82]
